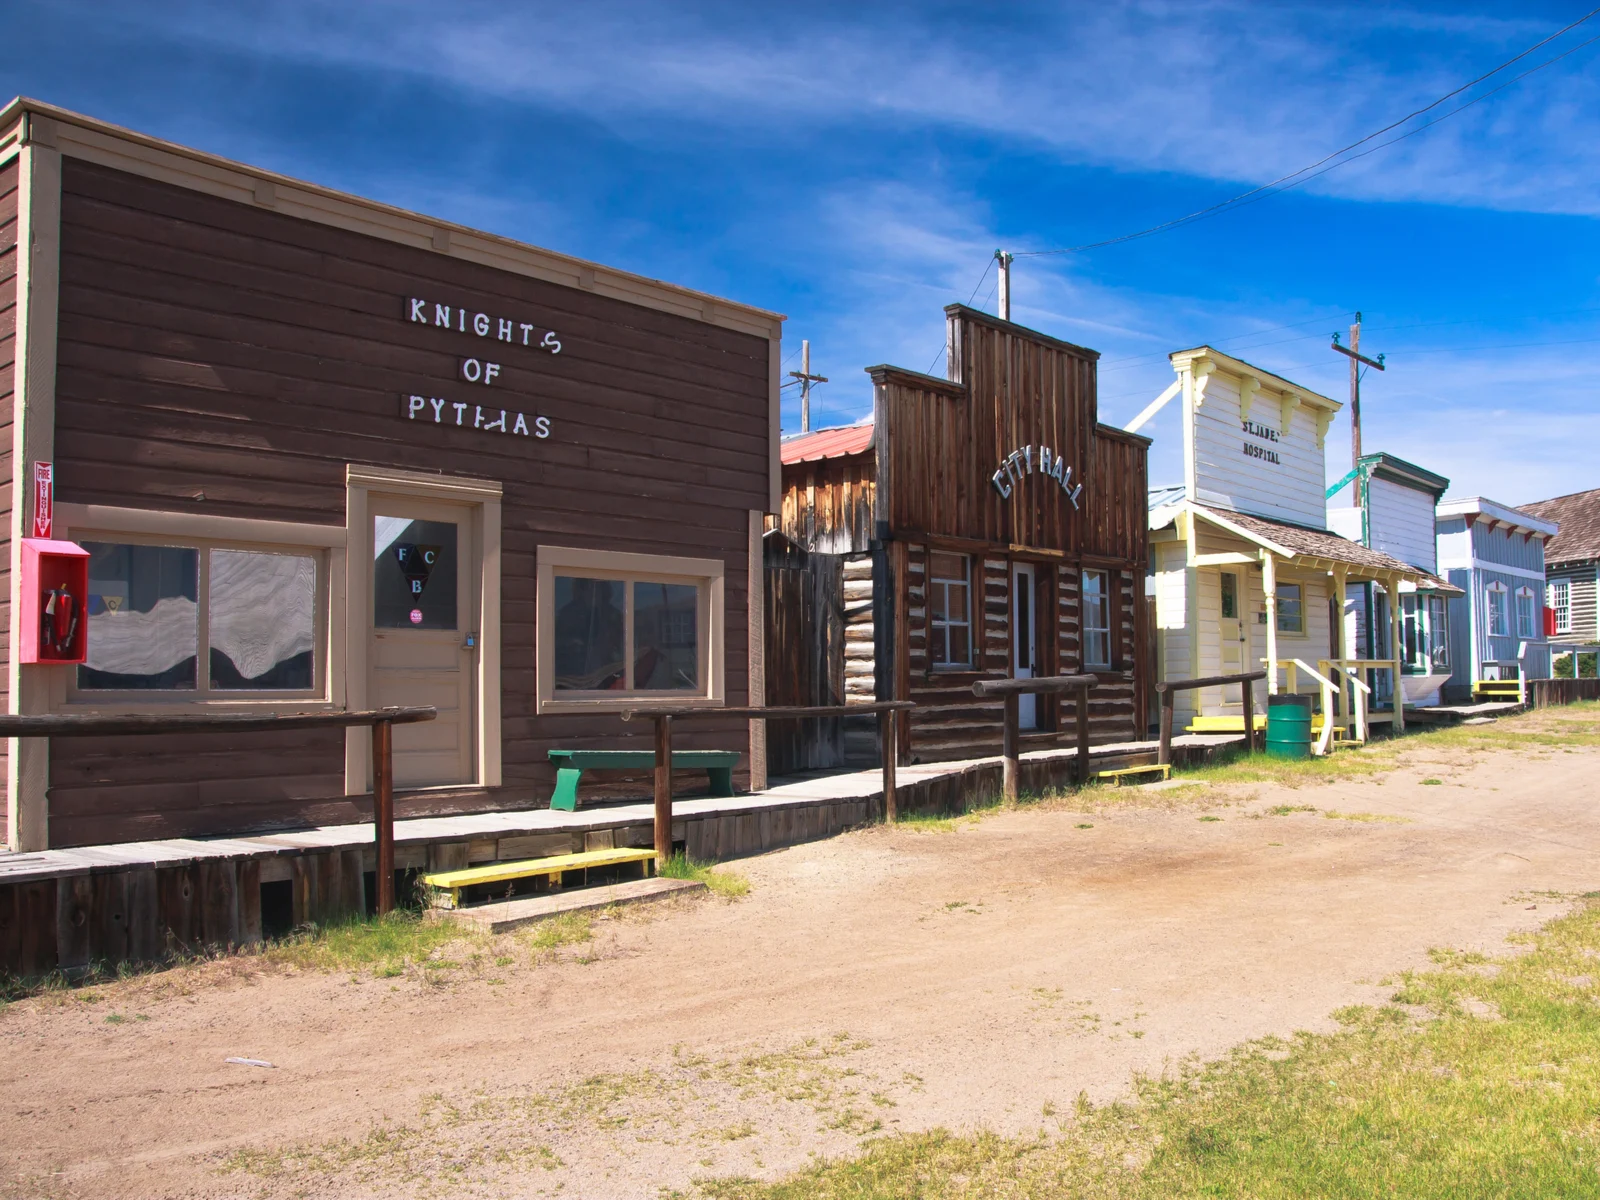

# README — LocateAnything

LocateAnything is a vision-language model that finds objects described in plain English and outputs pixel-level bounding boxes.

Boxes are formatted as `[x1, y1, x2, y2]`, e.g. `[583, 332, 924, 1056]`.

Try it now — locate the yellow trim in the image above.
[424, 847, 657, 908]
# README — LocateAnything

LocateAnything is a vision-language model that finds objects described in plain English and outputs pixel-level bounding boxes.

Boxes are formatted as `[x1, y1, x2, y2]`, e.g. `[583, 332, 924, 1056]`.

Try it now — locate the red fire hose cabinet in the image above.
[21, 537, 90, 665]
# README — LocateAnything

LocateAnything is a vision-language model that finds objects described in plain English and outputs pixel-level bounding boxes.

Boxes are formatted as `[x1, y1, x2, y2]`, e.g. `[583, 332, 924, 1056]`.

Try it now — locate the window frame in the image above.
[536, 545, 725, 713]
[1486, 581, 1509, 638]
[55, 504, 343, 712]
[1427, 594, 1450, 670]
[1274, 581, 1305, 635]
[1082, 568, 1112, 670]
[927, 551, 973, 670]
[1515, 585, 1537, 640]
[1549, 579, 1571, 634]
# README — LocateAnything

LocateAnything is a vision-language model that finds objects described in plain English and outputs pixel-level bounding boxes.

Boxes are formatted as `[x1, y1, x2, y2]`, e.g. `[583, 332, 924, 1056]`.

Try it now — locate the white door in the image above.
[1220, 571, 1244, 708]
[370, 502, 476, 788]
[1013, 563, 1037, 730]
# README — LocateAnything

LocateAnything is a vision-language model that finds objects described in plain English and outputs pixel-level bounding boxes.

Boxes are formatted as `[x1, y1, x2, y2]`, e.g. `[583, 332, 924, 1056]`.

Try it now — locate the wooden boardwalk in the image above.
[0, 734, 1232, 975]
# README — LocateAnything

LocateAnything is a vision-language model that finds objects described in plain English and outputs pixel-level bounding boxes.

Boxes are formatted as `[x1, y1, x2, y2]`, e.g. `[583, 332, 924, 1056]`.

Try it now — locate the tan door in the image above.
[1220, 571, 1244, 708]
[370, 501, 476, 787]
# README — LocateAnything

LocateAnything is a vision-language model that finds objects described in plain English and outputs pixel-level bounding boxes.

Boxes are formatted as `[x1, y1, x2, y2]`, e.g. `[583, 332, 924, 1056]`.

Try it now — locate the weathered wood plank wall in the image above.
[775, 450, 875, 555]
[46, 158, 771, 846]
[0, 157, 16, 843]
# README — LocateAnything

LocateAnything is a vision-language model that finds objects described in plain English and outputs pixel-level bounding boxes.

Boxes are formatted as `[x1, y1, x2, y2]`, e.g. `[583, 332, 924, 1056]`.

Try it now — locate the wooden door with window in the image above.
[370, 501, 476, 787]
[1013, 562, 1038, 729]
[1219, 571, 1244, 706]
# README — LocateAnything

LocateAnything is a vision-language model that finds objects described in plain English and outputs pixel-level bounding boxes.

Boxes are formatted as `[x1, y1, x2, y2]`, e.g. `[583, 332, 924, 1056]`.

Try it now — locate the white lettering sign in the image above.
[989, 443, 1082, 508]
[408, 296, 561, 353]
[405, 395, 551, 439]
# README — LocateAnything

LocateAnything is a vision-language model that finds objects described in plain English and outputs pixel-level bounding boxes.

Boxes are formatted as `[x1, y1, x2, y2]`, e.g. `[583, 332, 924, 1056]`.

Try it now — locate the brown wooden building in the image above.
[769, 306, 1150, 769]
[0, 98, 782, 851]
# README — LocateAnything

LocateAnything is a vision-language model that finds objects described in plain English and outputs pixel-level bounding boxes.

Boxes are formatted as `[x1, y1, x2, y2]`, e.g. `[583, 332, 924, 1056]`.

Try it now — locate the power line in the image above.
[927, 257, 998, 374]
[1013, 6, 1600, 259]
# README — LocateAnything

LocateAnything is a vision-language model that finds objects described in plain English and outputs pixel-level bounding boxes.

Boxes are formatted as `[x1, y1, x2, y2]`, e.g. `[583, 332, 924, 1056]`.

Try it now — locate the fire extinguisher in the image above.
[41, 587, 78, 656]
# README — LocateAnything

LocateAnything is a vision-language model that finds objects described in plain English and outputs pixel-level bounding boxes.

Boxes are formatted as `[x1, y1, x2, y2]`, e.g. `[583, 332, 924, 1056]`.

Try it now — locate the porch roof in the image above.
[1186, 503, 1453, 588]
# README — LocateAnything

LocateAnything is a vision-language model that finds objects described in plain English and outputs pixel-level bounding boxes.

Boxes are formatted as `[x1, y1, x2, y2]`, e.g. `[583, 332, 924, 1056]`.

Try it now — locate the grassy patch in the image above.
[518, 912, 594, 956]
[659, 853, 752, 899]
[1323, 809, 1411, 824]
[261, 911, 483, 977]
[700, 898, 1600, 1199]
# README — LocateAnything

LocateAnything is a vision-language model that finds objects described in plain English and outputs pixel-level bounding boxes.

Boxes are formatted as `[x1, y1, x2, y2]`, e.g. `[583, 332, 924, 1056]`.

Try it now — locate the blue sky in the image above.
[7, 1, 1600, 505]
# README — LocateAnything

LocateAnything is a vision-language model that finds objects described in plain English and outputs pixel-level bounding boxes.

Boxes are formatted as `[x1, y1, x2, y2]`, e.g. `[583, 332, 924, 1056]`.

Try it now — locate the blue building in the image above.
[1435, 497, 1559, 701]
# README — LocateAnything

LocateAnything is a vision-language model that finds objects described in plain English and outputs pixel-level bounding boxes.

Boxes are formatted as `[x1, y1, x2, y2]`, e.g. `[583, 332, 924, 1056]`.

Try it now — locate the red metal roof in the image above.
[780, 422, 874, 465]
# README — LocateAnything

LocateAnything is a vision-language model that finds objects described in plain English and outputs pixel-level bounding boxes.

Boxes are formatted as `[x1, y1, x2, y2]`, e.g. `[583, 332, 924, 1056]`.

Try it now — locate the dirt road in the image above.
[4, 725, 1598, 1198]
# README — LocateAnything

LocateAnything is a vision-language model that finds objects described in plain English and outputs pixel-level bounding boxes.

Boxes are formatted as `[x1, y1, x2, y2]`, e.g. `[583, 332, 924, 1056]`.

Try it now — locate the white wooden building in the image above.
[1146, 348, 1435, 740]
[1326, 453, 1463, 708]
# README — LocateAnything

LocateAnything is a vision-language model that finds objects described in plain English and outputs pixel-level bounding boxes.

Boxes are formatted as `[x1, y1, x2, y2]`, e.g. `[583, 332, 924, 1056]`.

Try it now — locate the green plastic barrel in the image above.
[1264, 694, 1314, 760]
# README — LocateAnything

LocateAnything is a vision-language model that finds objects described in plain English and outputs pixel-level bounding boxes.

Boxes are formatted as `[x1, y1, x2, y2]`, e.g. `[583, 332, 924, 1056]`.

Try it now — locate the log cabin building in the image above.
[769, 305, 1151, 769]
[0, 98, 782, 852]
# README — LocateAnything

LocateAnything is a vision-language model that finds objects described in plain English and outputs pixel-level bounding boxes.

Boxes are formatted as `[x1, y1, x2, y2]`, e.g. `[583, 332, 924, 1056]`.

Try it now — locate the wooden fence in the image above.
[1530, 678, 1600, 708]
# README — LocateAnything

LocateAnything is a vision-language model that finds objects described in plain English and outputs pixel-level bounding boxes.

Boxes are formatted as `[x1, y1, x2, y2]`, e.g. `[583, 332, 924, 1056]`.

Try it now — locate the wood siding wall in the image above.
[47, 158, 770, 847]
[1549, 565, 1598, 642]
[775, 451, 875, 555]
[0, 157, 16, 846]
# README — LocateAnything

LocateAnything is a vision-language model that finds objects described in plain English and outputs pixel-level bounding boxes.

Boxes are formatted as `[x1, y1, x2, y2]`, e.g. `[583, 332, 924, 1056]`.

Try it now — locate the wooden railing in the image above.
[0, 707, 437, 913]
[620, 702, 916, 857]
[1154, 671, 1268, 765]
[971, 674, 1097, 802]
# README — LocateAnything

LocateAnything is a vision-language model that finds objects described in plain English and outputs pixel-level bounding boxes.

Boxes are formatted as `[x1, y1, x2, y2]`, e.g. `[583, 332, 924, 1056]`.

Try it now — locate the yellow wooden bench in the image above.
[1186, 714, 1333, 734]
[1185, 715, 1268, 733]
[1097, 763, 1172, 785]
[1473, 679, 1522, 700]
[422, 847, 658, 910]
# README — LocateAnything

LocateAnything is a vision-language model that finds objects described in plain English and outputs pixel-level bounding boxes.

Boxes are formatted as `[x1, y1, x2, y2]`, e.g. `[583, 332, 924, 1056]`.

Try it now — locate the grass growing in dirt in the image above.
[700, 896, 1600, 1199]
[261, 911, 482, 976]
[659, 853, 752, 899]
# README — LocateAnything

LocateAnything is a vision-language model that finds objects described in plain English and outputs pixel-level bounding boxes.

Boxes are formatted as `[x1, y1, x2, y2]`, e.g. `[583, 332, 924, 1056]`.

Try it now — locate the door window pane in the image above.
[210, 551, 316, 690]
[1220, 572, 1238, 620]
[634, 581, 699, 690]
[553, 576, 627, 690]
[373, 517, 458, 630]
[80, 542, 199, 690]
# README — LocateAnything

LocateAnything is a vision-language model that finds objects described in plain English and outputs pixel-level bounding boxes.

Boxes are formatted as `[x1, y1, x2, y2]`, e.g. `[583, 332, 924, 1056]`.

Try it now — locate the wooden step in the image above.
[423, 847, 657, 909]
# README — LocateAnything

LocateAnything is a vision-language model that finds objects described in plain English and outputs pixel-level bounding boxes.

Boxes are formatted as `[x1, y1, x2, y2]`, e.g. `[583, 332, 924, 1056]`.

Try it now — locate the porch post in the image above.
[1333, 566, 1350, 740]
[1388, 578, 1405, 732]
[1262, 551, 1279, 695]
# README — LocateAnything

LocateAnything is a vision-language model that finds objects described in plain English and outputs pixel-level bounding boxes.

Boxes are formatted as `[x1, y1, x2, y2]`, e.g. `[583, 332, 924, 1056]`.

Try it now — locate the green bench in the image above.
[548, 749, 741, 811]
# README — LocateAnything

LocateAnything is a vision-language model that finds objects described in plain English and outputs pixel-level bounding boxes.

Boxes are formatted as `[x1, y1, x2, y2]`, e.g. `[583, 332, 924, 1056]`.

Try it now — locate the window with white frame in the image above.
[75, 537, 323, 695]
[1428, 595, 1449, 669]
[1082, 568, 1112, 669]
[1486, 582, 1509, 638]
[1549, 579, 1571, 634]
[537, 546, 723, 710]
[927, 552, 972, 668]
[1515, 586, 1537, 639]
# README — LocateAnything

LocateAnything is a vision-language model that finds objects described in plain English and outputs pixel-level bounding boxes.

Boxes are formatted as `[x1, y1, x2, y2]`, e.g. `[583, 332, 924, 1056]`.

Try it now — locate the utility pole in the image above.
[1331, 312, 1384, 470]
[995, 250, 1014, 321]
[788, 340, 828, 433]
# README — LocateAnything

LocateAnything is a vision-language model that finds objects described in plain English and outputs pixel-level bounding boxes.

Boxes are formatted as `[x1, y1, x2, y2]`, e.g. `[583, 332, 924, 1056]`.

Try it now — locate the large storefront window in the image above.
[78, 539, 319, 694]
[928, 552, 972, 668]
[1082, 569, 1111, 669]
[537, 546, 724, 710]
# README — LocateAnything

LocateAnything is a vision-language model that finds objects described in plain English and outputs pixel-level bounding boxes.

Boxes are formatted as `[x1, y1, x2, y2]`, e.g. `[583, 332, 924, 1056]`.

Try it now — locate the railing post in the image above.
[1075, 681, 1091, 786]
[880, 707, 897, 822]
[372, 718, 395, 915]
[653, 714, 673, 863]
[1158, 688, 1174, 766]
[1239, 678, 1255, 755]
[1001, 693, 1019, 804]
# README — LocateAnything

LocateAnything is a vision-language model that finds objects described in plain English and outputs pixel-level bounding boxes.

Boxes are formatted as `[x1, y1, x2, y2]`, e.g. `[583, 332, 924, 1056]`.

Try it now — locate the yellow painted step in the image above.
[423, 847, 657, 909]
[1097, 763, 1172, 785]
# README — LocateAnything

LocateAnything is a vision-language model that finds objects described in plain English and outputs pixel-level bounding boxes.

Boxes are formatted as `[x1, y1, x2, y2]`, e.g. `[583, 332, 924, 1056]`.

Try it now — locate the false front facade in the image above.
[769, 306, 1149, 769]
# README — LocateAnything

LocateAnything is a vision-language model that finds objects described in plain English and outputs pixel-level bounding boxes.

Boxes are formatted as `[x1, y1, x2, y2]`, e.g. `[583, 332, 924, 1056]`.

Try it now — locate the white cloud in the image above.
[109, 0, 1600, 215]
